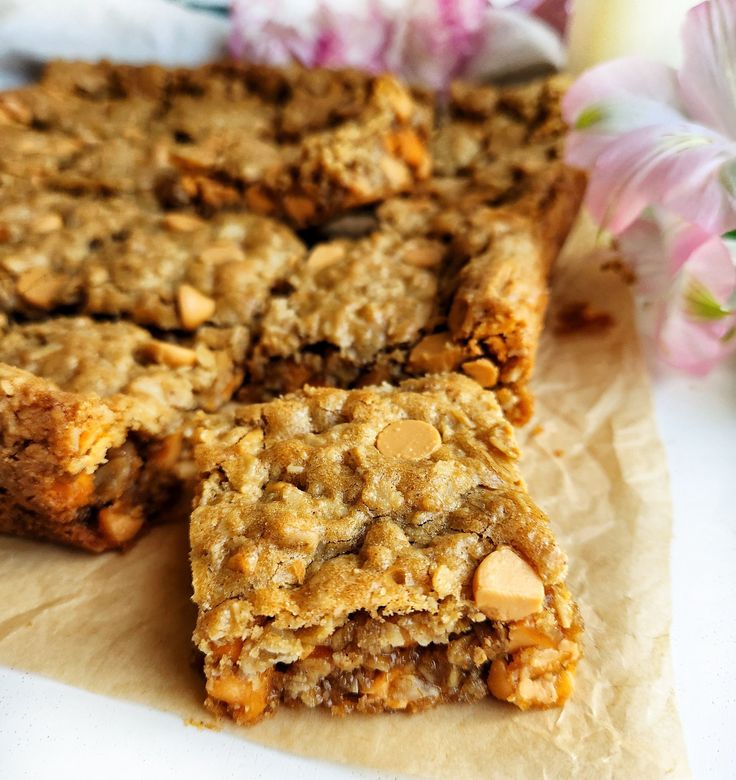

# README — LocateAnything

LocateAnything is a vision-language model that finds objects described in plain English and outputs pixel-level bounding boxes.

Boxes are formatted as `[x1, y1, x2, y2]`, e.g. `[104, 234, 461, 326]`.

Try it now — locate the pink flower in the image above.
[618, 212, 736, 374]
[565, 0, 736, 373]
[229, 0, 566, 91]
[563, 0, 736, 237]
[512, 0, 570, 35]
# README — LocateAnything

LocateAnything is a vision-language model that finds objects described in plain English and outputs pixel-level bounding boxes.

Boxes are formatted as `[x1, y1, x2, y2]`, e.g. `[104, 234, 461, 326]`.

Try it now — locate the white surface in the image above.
[0, 0, 229, 89]
[651, 354, 736, 780]
[1, 356, 735, 779]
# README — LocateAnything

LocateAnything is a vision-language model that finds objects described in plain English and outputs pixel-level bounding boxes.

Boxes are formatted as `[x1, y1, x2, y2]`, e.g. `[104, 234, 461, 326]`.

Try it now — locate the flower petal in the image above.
[679, 0, 736, 138]
[562, 56, 682, 134]
[657, 302, 736, 374]
[395, 0, 488, 90]
[563, 57, 684, 170]
[229, 0, 398, 72]
[509, 0, 570, 35]
[656, 225, 736, 374]
[676, 226, 736, 302]
[581, 122, 736, 235]
[460, 7, 564, 82]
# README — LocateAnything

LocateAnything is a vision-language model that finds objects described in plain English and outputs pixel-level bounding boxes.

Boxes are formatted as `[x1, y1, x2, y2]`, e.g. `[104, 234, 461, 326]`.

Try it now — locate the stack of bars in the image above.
[0, 60, 585, 722]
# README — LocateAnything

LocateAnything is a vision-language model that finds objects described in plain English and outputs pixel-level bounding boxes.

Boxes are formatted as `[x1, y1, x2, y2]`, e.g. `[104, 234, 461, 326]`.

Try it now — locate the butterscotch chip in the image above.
[149, 432, 184, 470]
[177, 284, 216, 330]
[376, 419, 441, 460]
[408, 333, 464, 374]
[31, 212, 63, 234]
[487, 658, 515, 701]
[162, 213, 206, 232]
[379, 156, 410, 188]
[306, 243, 345, 271]
[227, 548, 256, 575]
[16, 268, 64, 309]
[98, 503, 145, 545]
[473, 546, 545, 621]
[462, 359, 500, 388]
[506, 622, 556, 652]
[199, 241, 246, 265]
[389, 128, 427, 168]
[145, 340, 198, 368]
[402, 242, 444, 268]
[206, 670, 273, 723]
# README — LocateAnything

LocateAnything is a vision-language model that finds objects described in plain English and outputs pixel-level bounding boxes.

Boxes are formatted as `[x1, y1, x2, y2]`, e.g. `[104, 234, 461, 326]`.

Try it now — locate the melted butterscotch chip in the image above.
[462, 358, 500, 388]
[376, 419, 441, 460]
[408, 333, 464, 374]
[473, 546, 545, 621]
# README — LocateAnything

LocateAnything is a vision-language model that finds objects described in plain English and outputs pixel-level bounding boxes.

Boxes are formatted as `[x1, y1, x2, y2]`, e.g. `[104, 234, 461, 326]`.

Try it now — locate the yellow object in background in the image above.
[567, 0, 700, 71]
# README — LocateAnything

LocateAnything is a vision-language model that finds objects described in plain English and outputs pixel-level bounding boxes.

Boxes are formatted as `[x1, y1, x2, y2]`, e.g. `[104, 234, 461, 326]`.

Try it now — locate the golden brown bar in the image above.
[191, 375, 582, 724]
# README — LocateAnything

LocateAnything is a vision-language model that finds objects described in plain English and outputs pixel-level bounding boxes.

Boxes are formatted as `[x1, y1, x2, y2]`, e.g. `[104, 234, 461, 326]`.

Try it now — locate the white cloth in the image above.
[0, 0, 230, 88]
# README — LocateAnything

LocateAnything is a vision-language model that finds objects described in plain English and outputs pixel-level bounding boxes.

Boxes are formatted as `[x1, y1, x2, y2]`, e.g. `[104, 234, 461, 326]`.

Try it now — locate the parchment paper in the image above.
[0, 221, 688, 778]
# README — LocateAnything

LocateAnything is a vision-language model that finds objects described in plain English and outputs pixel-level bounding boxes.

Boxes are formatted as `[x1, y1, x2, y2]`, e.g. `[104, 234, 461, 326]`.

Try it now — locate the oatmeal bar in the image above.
[247, 76, 584, 423]
[160, 62, 433, 226]
[0, 186, 304, 329]
[247, 170, 582, 424]
[0, 317, 247, 551]
[0, 60, 432, 223]
[191, 374, 582, 724]
[0, 64, 169, 195]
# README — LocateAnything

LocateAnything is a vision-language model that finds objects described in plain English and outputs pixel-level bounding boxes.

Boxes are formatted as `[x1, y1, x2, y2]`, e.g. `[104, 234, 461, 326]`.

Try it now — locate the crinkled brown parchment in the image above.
[0, 219, 688, 778]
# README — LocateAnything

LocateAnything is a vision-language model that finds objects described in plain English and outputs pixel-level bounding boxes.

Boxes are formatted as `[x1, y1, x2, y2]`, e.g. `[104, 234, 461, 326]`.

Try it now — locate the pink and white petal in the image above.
[583, 123, 736, 235]
[229, 0, 320, 65]
[510, 0, 570, 35]
[679, 0, 736, 138]
[656, 226, 736, 374]
[461, 7, 564, 82]
[312, 1, 397, 71]
[229, 0, 397, 71]
[616, 213, 672, 296]
[397, 0, 487, 90]
[657, 302, 736, 374]
[678, 229, 736, 301]
[562, 56, 682, 133]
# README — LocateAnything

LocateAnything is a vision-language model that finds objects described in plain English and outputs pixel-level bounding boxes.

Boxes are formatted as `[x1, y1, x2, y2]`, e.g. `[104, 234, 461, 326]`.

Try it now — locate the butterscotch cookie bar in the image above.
[0, 63, 170, 195]
[159, 63, 433, 226]
[1, 60, 432, 223]
[0, 317, 248, 551]
[247, 162, 581, 424]
[0, 186, 304, 329]
[432, 75, 573, 183]
[191, 374, 582, 724]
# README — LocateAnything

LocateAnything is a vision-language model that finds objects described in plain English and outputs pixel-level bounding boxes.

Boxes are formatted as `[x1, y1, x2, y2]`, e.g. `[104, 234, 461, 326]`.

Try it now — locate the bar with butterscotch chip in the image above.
[0, 317, 247, 551]
[0, 184, 305, 330]
[191, 374, 582, 724]
[0, 60, 433, 224]
[247, 75, 585, 424]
